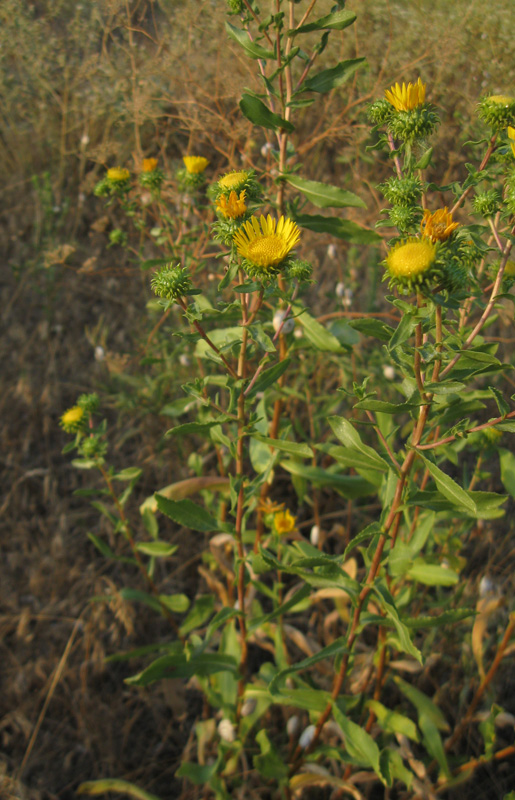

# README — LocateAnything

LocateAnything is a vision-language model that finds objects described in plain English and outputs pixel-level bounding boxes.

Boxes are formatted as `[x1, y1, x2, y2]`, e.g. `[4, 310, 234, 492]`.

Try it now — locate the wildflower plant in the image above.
[65, 5, 515, 800]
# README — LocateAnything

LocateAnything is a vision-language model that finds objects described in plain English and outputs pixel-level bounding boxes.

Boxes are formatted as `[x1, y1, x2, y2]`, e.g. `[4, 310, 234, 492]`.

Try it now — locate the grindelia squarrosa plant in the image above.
[61, 5, 515, 800]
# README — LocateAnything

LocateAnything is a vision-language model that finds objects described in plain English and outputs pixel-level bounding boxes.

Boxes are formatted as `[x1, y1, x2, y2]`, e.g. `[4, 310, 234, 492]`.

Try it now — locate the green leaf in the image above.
[269, 638, 348, 693]
[328, 416, 390, 470]
[251, 434, 313, 458]
[291, 8, 356, 34]
[418, 455, 477, 514]
[325, 444, 389, 475]
[246, 357, 292, 397]
[419, 715, 451, 778]
[354, 398, 418, 414]
[280, 460, 376, 498]
[388, 314, 417, 350]
[292, 305, 343, 351]
[348, 317, 395, 341]
[332, 703, 383, 779]
[180, 594, 215, 636]
[499, 448, 515, 498]
[165, 420, 223, 438]
[155, 495, 219, 532]
[158, 593, 190, 613]
[240, 93, 294, 132]
[489, 385, 510, 416]
[372, 582, 422, 663]
[87, 533, 136, 565]
[135, 541, 178, 557]
[78, 779, 162, 800]
[254, 729, 289, 780]
[414, 147, 433, 170]
[125, 652, 239, 686]
[176, 761, 219, 785]
[249, 585, 311, 631]
[283, 174, 365, 209]
[225, 21, 275, 59]
[379, 749, 413, 790]
[112, 467, 142, 481]
[367, 700, 420, 742]
[403, 608, 475, 628]
[343, 523, 381, 559]
[303, 58, 365, 93]
[479, 704, 502, 759]
[294, 213, 381, 244]
[407, 559, 459, 586]
[394, 677, 449, 731]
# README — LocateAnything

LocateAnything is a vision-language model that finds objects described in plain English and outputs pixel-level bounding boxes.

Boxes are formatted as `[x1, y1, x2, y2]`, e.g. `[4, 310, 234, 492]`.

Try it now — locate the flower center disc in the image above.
[247, 235, 285, 266]
[388, 241, 435, 278]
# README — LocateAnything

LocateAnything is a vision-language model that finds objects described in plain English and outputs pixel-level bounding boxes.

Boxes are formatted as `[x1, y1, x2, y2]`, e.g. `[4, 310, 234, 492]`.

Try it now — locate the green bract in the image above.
[151, 264, 194, 300]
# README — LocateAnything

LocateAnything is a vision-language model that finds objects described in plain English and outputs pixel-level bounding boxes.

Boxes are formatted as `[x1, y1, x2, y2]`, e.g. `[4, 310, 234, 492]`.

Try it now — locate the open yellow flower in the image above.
[60, 405, 85, 432]
[107, 167, 130, 182]
[219, 170, 249, 191]
[504, 260, 515, 278]
[233, 215, 300, 269]
[274, 510, 296, 535]
[386, 237, 437, 281]
[508, 126, 515, 157]
[420, 207, 459, 242]
[142, 158, 158, 172]
[216, 190, 247, 219]
[183, 156, 209, 174]
[385, 78, 426, 111]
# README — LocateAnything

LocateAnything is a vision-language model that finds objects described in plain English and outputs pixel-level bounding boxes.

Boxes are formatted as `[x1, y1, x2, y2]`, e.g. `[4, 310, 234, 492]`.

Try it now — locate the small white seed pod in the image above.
[261, 142, 273, 157]
[218, 718, 236, 742]
[179, 354, 191, 367]
[94, 346, 105, 362]
[273, 311, 295, 334]
[327, 244, 338, 260]
[310, 525, 320, 546]
[299, 724, 316, 749]
[383, 365, 395, 381]
[286, 715, 300, 738]
[241, 698, 257, 717]
[335, 281, 345, 298]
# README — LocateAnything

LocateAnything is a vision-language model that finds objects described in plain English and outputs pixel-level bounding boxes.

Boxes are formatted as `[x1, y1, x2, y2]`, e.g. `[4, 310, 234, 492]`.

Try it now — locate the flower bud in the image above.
[310, 525, 320, 546]
[273, 311, 295, 334]
[287, 715, 300, 737]
[241, 698, 257, 717]
[299, 724, 316, 749]
[383, 365, 395, 380]
[218, 719, 236, 742]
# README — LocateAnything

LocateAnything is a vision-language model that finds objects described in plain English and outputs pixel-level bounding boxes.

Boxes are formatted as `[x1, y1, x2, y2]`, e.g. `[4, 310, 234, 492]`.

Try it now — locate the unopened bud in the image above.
[241, 698, 257, 717]
[287, 715, 300, 737]
[327, 244, 337, 260]
[310, 525, 320, 546]
[383, 365, 395, 380]
[179, 354, 191, 367]
[273, 311, 295, 334]
[335, 281, 345, 298]
[218, 719, 236, 742]
[299, 724, 316, 749]
[94, 346, 105, 362]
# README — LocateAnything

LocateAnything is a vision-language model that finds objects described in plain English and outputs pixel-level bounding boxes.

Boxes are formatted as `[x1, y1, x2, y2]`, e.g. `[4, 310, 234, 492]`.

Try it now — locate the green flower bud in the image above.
[79, 435, 108, 460]
[379, 175, 424, 206]
[472, 189, 502, 217]
[388, 106, 439, 144]
[78, 393, 100, 414]
[151, 264, 193, 301]
[368, 99, 394, 126]
[286, 259, 313, 283]
[388, 205, 421, 233]
[477, 95, 515, 131]
[109, 228, 127, 246]
[227, 0, 244, 12]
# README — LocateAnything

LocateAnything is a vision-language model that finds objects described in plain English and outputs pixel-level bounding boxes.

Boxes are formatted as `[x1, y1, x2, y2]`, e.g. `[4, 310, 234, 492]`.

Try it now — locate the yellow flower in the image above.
[385, 78, 426, 112]
[386, 237, 437, 281]
[142, 158, 158, 172]
[107, 167, 130, 183]
[183, 156, 209, 174]
[60, 405, 85, 432]
[488, 95, 515, 106]
[274, 510, 296, 535]
[233, 215, 300, 268]
[420, 207, 459, 242]
[507, 127, 515, 157]
[216, 190, 247, 219]
[219, 170, 249, 191]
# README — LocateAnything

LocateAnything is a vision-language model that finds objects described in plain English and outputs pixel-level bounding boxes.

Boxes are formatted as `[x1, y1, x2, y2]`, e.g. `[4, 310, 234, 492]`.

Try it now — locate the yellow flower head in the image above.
[218, 170, 249, 191]
[107, 167, 130, 183]
[488, 95, 515, 106]
[420, 207, 459, 242]
[183, 156, 209, 174]
[233, 215, 301, 269]
[274, 509, 296, 535]
[142, 158, 158, 173]
[507, 126, 515, 157]
[385, 78, 426, 112]
[216, 190, 247, 219]
[60, 405, 85, 433]
[386, 237, 437, 281]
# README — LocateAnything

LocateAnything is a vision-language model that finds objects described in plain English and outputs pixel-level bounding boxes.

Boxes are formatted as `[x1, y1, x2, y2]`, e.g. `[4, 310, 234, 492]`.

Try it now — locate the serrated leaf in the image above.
[304, 58, 365, 93]
[354, 398, 418, 413]
[295, 213, 381, 244]
[488, 385, 510, 417]
[155, 495, 219, 532]
[284, 174, 365, 209]
[403, 608, 475, 628]
[240, 93, 294, 132]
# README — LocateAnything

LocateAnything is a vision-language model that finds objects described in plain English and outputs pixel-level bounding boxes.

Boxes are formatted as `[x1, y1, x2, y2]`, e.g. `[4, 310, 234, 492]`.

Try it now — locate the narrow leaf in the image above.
[240, 93, 294, 132]
[291, 8, 356, 34]
[295, 213, 381, 244]
[284, 174, 365, 209]
[304, 58, 365, 93]
[78, 779, 161, 800]
[155, 495, 219, 532]
[418, 455, 477, 514]
[225, 21, 275, 59]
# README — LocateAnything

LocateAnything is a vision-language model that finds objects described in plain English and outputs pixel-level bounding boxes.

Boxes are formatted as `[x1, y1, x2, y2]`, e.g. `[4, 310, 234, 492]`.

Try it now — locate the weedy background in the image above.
[1, 1, 515, 798]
